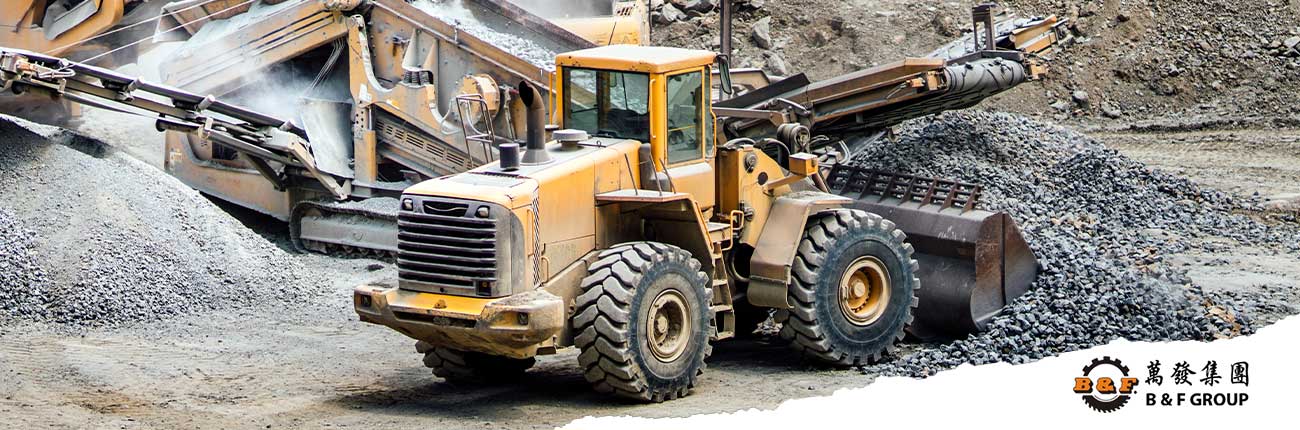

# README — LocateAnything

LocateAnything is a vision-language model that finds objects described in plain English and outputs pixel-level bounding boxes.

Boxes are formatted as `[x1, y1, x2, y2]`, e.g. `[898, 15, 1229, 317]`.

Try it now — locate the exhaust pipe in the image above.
[518, 81, 550, 165]
[499, 142, 521, 171]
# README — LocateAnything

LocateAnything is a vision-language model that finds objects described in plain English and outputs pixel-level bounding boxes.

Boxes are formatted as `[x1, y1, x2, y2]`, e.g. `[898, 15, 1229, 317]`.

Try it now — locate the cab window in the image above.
[563, 67, 650, 143]
[665, 70, 704, 164]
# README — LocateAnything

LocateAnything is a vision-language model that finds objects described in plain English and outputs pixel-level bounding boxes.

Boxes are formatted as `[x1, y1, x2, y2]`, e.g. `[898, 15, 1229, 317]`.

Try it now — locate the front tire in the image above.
[415, 341, 535, 382]
[776, 209, 919, 366]
[573, 242, 713, 402]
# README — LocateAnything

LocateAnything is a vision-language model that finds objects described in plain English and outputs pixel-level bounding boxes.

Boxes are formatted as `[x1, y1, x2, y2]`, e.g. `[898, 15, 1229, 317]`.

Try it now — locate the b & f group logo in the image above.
[1072, 355, 1251, 413]
[1073, 356, 1139, 412]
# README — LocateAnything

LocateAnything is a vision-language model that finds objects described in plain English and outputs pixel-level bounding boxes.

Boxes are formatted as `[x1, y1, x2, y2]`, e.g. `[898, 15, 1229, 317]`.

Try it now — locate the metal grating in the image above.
[374, 111, 470, 169]
[826, 165, 982, 212]
[396, 200, 497, 294]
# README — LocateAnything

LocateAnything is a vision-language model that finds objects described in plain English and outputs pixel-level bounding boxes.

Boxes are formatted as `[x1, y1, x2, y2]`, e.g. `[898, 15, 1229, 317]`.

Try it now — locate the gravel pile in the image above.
[843, 111, 1300, 375]
[0, 117, 325, 327]
[0, 208, 50, 322]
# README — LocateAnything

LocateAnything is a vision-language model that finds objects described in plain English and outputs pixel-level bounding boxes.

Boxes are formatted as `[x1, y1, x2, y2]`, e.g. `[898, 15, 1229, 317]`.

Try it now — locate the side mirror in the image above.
[717, 55, 734, 97]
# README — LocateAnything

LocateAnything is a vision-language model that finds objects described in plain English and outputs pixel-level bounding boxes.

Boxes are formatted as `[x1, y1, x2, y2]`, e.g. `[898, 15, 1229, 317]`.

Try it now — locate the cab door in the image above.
[656, 67, 715, 214]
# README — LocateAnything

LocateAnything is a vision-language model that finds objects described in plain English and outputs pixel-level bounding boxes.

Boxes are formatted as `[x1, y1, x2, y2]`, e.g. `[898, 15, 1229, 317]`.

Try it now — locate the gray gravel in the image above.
[0, 116, 328, 327]
[844, 111, 1300, 375]
[412, 0, 559, 69]
[0, 207, 50, 323]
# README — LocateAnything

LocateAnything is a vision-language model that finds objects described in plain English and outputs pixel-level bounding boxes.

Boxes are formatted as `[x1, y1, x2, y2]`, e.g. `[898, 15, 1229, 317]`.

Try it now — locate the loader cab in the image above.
[555, 45, 719, 211]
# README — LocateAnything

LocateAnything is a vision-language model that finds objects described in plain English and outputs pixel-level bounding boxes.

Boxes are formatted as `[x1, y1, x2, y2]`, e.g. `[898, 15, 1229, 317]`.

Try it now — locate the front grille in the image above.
[397, 198, 498, 295]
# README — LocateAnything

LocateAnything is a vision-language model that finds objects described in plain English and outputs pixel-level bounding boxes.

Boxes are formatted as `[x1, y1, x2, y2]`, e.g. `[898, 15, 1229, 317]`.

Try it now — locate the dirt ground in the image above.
[1093, 125, 1300, 306]
[0, 264, 874, 429]
[1092, 126, 1300, 199]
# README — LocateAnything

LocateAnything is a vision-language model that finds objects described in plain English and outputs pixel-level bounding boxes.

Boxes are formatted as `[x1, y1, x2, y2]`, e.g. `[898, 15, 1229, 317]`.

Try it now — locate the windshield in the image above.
[563, 67, 650, 142]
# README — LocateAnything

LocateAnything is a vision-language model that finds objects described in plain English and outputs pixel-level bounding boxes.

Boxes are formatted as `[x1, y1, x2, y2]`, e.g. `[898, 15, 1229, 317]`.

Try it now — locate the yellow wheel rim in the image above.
[838, 256, 890, 326]
[647, 289, 691, 362]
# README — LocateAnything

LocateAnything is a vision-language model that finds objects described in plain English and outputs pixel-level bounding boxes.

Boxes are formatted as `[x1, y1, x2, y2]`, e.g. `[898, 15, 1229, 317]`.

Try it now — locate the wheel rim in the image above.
[647, 288, 692, 362]
[838, 256, 891, 326]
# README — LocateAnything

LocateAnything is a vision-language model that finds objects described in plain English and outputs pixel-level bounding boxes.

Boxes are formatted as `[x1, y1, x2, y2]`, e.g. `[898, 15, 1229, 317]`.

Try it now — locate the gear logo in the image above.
[1073, 356, 1139, 412]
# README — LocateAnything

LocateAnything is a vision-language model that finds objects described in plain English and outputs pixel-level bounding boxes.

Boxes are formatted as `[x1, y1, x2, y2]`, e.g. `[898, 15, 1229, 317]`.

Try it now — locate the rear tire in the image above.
[776, 209, 919, 366]
[415, 341, 535, 382]
[573, 242, 713, 402]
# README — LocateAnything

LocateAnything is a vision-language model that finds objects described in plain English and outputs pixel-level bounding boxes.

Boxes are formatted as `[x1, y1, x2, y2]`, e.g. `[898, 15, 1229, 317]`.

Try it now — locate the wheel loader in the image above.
[349, 46, 919, 401]
[347, 5, 1066, 400]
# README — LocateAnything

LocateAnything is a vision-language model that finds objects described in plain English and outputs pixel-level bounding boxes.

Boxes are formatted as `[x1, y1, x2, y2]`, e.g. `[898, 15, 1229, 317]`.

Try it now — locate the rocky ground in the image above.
[651, 0, 1300, 123]
[0, 1, 1297, 429]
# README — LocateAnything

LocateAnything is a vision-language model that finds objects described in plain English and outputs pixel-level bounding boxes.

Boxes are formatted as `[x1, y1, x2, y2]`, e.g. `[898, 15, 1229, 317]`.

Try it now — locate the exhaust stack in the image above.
[518, 81, 551, 165]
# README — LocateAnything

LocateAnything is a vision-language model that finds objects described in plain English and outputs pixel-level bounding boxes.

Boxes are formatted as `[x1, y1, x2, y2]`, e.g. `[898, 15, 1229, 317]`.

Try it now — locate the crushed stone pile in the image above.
[845, 111, 1300, 375]
[0, 208, 49, 319]
[0, 117, 325, 327]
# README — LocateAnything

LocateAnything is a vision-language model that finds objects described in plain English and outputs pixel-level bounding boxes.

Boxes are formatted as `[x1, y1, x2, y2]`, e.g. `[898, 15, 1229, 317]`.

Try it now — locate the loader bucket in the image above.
[824, 165, 1039, 339]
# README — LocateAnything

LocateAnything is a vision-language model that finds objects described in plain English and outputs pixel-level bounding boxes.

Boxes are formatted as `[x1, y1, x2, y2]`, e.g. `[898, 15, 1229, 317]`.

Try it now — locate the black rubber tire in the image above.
[775, 209, 919, 366]
[573, 242, 713, 402]
[414, 341, 535, 382]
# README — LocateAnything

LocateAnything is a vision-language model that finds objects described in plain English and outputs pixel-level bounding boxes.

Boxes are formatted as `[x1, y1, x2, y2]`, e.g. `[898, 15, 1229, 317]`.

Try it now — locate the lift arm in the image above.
[0, 47, 350, 200]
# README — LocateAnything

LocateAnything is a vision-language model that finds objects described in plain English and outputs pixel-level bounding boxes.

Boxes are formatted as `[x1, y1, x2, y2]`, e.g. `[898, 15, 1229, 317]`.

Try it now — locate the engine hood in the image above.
[402, 138, 640, 209]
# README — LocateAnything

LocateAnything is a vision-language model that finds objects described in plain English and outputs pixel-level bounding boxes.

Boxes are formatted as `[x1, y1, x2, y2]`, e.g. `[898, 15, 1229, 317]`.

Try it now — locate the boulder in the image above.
[764, 51, 789, 75]
[1071, 90, 1091, 110]
[751, 16, 773, 49]
[673, 0, 715, 13]
[654, 3, 685, 24]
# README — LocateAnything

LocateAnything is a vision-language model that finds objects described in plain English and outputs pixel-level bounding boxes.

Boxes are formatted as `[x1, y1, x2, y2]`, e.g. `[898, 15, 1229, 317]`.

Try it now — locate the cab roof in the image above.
[555, 45, 716, 74]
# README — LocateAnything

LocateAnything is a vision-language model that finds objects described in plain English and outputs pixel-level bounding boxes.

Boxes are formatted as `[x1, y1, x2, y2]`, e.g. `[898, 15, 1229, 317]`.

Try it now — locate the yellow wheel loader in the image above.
[353, 47, 919, 400]
[350, 31, 1057, 399]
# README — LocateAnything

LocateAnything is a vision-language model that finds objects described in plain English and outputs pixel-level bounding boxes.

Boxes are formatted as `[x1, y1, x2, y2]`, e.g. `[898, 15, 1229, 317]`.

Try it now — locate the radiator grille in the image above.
[397, 199, 498, 295]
